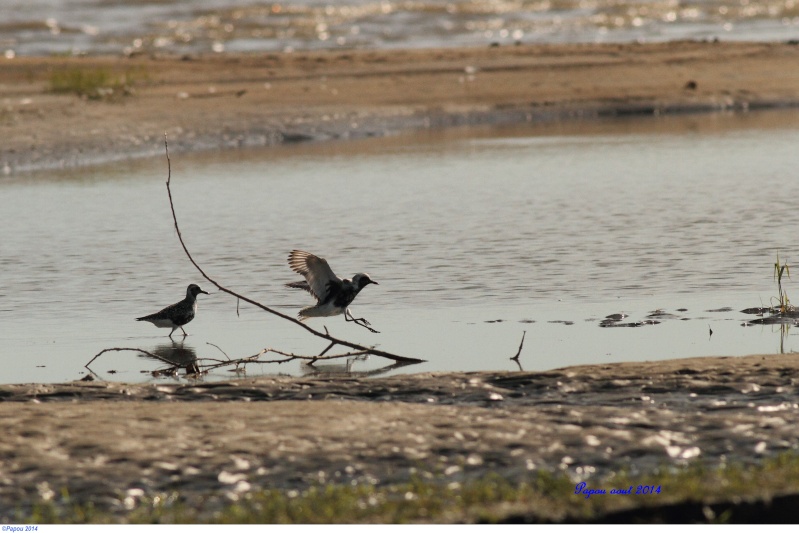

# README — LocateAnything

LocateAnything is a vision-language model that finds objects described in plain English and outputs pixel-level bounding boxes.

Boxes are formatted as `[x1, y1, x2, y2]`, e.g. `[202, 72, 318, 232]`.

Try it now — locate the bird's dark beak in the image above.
[201, 289, 209, 295]
[371, 280, 379, 285]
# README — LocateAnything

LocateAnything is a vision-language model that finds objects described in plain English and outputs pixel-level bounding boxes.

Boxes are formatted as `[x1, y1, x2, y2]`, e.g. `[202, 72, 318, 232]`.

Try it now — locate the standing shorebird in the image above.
[136, 284, 209, 338]
[286, 250, 379, 332]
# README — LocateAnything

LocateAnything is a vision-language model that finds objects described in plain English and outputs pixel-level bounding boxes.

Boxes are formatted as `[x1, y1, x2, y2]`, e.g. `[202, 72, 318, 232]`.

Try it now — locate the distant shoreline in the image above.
[2, 40, 799, 173]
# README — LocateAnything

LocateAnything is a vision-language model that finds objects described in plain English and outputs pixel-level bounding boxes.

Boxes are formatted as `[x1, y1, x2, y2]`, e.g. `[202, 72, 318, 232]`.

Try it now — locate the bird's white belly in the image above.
[300, 300, 345, 318]
[145, 318, 176, 328]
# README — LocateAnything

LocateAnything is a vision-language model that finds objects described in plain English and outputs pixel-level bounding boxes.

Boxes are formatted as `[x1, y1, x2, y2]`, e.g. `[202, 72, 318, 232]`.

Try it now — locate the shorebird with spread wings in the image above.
[286, 250, 379, 333]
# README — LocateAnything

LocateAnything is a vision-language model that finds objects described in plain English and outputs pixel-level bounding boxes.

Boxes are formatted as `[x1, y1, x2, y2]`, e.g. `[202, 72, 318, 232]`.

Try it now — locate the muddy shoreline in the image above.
[3, 41, 799, 173]
[1, 353, 798, 520]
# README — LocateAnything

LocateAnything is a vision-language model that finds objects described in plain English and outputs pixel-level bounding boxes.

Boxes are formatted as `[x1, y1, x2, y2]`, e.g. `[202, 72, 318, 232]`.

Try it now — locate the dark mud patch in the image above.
[741, 307, 777, 315]
[745, 315, 799, 326]
[646, 309, 682, 320]
[598, 307, 694, 328]
[741, 307, 799, 326]
[599, 313, 661, 328]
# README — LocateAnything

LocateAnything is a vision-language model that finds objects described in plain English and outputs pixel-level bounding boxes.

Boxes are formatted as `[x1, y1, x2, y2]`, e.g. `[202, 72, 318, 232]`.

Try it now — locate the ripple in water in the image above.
[3, 111, 799, 382]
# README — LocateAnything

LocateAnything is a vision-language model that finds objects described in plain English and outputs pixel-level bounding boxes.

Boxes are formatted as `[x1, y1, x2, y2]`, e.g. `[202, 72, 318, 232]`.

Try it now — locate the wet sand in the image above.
[1, 353, 799, 520]
[3, 41, 799, 172]
[3, 42, 799, 521]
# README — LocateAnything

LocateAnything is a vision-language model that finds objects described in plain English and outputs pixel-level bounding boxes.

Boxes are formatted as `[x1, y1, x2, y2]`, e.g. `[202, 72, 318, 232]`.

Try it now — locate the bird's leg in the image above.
[169, 327, 176, 339]
[345, 308, 379, 333]
[181, 327, 188, 336]
[345, 308, 370, 326]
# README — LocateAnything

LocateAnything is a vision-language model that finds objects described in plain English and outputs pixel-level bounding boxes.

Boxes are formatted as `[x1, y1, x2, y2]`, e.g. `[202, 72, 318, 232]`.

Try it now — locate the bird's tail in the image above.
[297, 305, 334, 320]
[286, 281, 310, 291]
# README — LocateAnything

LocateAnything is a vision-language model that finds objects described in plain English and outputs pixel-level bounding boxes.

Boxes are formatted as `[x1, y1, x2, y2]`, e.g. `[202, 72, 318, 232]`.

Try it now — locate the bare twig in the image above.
[183, 347, 368, 373]
[510, 331, 526, 362]
[266, 347, 369, 362]
[86, 344, 413, 378]
[163, 134, 424, 365]
[198, 350, 265, 372]
[206, 342, 231, 360]
[318, 341, 337, 358]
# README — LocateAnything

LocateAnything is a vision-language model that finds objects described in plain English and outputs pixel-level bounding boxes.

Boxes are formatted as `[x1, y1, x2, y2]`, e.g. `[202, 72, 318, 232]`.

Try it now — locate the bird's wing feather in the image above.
[287, 250, 340, 301]
[137, 299, 186, 321]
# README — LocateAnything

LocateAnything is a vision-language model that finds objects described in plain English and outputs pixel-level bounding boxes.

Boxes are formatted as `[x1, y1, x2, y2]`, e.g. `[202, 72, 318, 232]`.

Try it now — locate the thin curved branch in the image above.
[163, 134, 424, 365]
[206, 342, 231, 360]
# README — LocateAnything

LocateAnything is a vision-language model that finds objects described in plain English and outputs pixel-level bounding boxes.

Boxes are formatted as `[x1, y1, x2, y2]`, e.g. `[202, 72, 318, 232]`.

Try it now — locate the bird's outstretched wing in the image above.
[287, 250, 340, 302]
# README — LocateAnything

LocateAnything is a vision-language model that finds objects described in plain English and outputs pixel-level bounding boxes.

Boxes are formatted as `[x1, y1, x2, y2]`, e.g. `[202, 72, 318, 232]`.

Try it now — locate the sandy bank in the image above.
[3, 41, 799, 172]
[1, 353, 798, 519]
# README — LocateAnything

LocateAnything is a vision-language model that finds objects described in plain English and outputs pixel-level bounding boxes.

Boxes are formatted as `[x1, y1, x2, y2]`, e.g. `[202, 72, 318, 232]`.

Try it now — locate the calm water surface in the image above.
[3, 110, 799, 383]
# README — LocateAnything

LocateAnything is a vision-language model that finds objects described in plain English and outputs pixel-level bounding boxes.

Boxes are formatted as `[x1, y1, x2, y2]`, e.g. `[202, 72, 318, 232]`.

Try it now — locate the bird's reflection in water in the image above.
[300, 355, 421, 378]
[135, 343, 424, 379]
[139, 340, 200, 377]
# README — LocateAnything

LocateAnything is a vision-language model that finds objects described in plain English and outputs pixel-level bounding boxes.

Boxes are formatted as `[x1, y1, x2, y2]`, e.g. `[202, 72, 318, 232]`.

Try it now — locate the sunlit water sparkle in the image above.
[2, 0, 799, 56]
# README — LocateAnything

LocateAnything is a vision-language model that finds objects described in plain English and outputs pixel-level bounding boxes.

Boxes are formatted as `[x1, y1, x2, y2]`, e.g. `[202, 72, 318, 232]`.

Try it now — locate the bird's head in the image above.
[352, 273, 378, 290]
[187, 284, 209, 298]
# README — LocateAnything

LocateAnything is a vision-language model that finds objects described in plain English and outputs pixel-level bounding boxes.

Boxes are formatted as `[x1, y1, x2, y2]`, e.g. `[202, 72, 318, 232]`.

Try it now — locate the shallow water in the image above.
[3, 110, 799, 383]
[2, 0, 799, 56]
